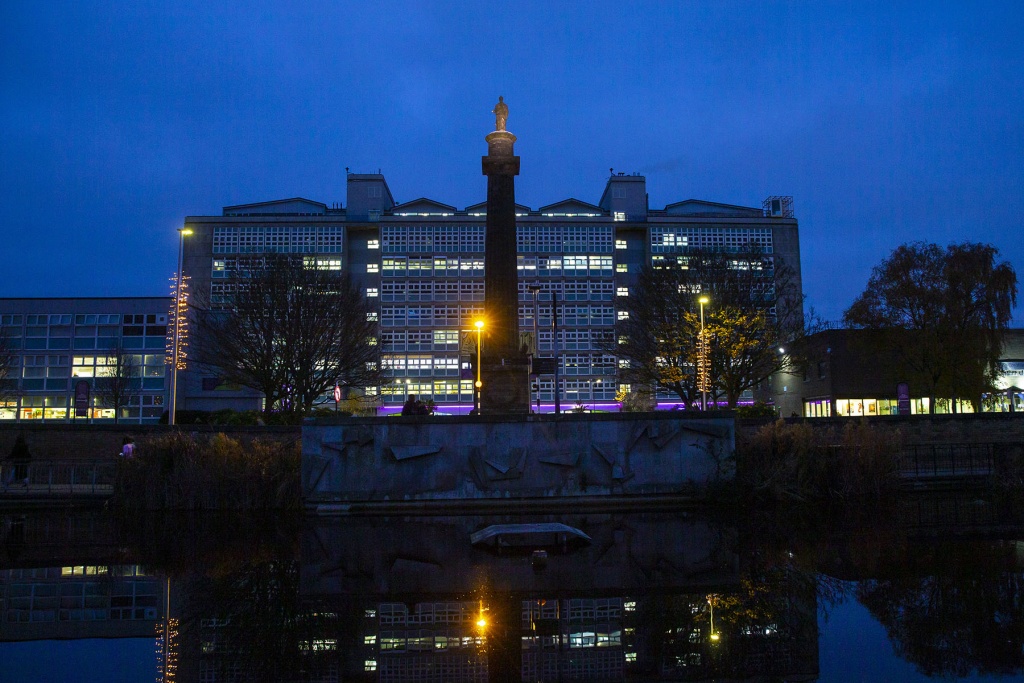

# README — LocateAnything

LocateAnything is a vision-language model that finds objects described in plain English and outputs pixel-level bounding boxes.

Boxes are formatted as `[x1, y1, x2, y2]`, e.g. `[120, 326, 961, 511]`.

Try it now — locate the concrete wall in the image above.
[302, 412, 735, 507]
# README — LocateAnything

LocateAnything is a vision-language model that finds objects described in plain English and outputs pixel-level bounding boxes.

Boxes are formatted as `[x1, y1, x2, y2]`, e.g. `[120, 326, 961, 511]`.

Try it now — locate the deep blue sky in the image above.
[2, 1, 1022, 323]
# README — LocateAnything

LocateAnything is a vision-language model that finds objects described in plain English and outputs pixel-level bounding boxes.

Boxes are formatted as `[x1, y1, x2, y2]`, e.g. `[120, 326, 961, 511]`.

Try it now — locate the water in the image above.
[2, 501, 1024, 682]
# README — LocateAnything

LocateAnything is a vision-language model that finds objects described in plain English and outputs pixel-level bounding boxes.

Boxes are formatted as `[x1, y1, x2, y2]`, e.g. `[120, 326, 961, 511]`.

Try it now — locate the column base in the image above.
[480, 361, 532, 415]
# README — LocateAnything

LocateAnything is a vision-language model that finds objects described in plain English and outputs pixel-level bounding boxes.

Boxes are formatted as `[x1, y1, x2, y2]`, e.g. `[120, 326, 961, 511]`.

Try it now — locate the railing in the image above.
[1, 460, 118, 498]
[897, 443, 994, 480]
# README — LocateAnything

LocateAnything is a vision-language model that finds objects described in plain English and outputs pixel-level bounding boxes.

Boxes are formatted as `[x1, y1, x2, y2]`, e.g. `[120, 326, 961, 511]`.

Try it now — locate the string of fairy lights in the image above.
[165, 273, 190, 371]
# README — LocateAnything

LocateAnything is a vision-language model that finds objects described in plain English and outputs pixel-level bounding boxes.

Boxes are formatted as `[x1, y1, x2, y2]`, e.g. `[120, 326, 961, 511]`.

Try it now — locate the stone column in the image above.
[480, 97, 530, 414]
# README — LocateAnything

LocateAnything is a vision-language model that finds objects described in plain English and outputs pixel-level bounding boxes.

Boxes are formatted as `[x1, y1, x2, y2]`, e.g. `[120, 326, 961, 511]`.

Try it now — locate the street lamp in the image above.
[698, 296, 710, 411]
[528, 284, 542, 412]
[170, 228, 193, 426]
[474, 320, 484, 413]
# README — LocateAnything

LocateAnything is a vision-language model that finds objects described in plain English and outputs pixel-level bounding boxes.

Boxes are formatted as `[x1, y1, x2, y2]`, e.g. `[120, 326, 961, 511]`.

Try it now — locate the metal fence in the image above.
[0, 460, 118, 497]
[897, 443, 994, 480]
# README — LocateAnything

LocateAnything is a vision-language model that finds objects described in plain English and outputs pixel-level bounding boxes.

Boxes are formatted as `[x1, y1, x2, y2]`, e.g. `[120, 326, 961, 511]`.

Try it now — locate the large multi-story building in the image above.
[0, 297, 172, 423]
[181, 172, 801, 413]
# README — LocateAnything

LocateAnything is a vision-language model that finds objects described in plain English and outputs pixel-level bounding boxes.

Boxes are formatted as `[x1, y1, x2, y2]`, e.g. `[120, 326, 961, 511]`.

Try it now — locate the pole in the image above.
[170, 230, 186, 426]
[553, 290, 560, 415]
[530, 284, 541, 414]
[475, 322, 483, 413]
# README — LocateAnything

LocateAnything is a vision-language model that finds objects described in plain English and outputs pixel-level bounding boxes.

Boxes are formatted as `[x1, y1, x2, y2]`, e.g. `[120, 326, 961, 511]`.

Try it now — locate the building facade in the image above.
[0, 297, 172, 423]
[772, 328, 1024, 417]
[181, 173, 801, 413]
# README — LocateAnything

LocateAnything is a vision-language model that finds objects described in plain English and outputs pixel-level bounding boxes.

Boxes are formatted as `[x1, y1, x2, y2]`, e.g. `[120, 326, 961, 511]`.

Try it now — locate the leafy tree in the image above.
[843, 242, 1017, 412]
[197, 256, 381, 416]
[614, 247, 804, 408]
[93, 345, 140, 424]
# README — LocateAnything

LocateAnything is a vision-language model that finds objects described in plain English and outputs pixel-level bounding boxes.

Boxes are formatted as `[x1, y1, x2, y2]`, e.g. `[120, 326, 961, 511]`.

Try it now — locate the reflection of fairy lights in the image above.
[155, 618, 179, 681]
[707, 595, 720, 643]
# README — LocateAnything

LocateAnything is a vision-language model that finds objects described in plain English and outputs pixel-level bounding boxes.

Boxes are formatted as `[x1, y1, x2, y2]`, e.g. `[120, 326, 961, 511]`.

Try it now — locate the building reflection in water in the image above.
[11, 498, 1024, 681]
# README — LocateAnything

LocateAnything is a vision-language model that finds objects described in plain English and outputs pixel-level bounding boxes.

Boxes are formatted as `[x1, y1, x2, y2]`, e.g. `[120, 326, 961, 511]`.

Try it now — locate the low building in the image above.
[772, 329, 1024, 417]
[0, 297, 172, 423]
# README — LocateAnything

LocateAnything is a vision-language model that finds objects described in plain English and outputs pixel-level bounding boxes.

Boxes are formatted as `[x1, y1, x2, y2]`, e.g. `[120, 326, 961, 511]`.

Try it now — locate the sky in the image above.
[2, 1, 1023, 323]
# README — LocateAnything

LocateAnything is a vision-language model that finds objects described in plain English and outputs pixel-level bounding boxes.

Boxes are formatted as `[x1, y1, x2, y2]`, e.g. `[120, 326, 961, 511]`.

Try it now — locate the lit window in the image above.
[364, 635, 377, 645]
[616, 263, 628, 273]
[366, 337, 378, 346]
[366, 288, 378, 298]
[617, 287, 629, 297]
[618, 336, 628, 345]
[617, 311, 629, 320]
[367, 312, 379, 322]
[625, 652, 637, 662]
[367, 263, 379, 273]
[614, 212, 626, 222]
[364, 660, 377, 672]
[368, 239, 379, 249]
[624, 601, 636, 612]
[615, 239, 627, 249]
[619, 359, 630, 368]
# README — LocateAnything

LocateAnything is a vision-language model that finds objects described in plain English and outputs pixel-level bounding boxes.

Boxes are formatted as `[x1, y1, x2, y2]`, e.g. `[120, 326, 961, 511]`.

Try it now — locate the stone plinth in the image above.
[480, 360, 531, 415]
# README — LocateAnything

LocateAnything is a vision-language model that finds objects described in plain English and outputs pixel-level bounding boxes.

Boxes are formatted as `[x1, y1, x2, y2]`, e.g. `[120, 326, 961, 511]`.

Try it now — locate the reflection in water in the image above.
[1, 500, 1024, 681]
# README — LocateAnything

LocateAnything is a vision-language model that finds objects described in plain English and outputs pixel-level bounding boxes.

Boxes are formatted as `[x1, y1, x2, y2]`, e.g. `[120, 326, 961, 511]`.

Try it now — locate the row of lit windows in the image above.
[515, 226, 614, 254]
[379, 329, 613, 352]
[0, 395, 164, 421]
[379, 304, 616, 327]
[516, 280, 615, 301]
[379, 353, 615, 376]
[212, 226, 346, 254]
[382, 226, 485, 253]
[381, 281, 484, 302]
[804, 397, 984, 417]
[650, 226, 773, 253]
[381, 306, 485, 327]
[517, 255, 614, 276]
[381, 257, 485, 276]
[378, 378, 618, 403]
[212, 256, 342, 278]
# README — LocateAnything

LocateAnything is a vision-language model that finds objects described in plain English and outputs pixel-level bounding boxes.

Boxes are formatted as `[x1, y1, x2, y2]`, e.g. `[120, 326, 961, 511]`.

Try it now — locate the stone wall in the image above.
[303, 413, 736, 508]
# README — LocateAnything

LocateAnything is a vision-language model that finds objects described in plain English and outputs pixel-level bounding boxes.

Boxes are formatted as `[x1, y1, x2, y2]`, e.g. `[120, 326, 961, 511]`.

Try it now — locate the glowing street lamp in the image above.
[474, 320, 484, 413]
[698, 296, 710, 411]
[170, 228, 193, 426]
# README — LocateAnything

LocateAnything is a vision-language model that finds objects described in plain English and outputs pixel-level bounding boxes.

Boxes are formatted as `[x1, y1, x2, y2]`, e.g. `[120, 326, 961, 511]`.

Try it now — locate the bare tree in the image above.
[0, 323, 16, 402]
[198, 256, 381, 416]
[613, 247, 806, 407]
[94, 345, 141, 424]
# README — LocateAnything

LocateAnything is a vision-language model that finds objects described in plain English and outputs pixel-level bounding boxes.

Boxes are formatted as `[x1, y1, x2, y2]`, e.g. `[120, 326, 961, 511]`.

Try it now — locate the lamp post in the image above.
[698, 295, 710, 411]
[474, 319, 484, 413]
[170, 228, 193, 426]
[528, 284, 542, 413]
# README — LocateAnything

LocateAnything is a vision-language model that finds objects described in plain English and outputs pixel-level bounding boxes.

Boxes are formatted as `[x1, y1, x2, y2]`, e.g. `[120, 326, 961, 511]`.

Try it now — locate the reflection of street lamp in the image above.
[474, 320, 484, 413]
[698, 296, 710, 411]
[707, 595, 720, 642]
[170, 228, 193, 426]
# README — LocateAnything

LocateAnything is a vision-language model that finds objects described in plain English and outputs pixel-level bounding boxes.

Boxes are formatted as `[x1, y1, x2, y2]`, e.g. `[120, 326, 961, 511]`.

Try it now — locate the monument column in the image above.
[480, 96, 530, 414]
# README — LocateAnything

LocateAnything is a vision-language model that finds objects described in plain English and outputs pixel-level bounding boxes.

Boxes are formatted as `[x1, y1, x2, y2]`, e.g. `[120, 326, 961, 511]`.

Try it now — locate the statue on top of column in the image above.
[492, 96, 509, 132]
